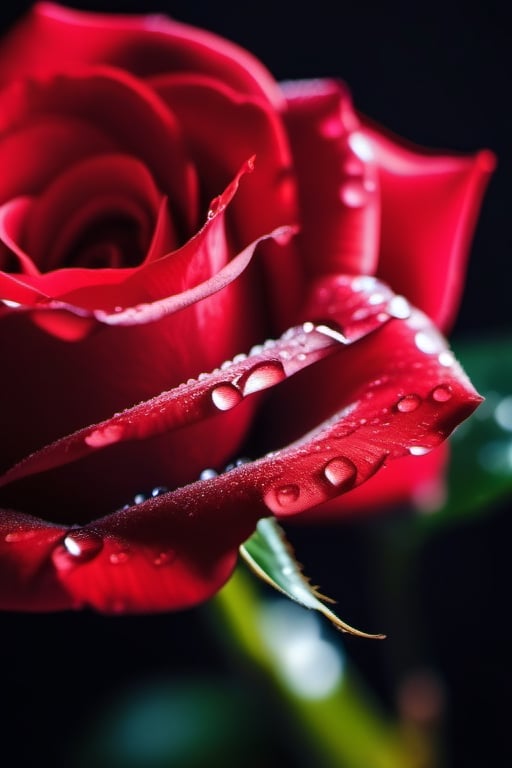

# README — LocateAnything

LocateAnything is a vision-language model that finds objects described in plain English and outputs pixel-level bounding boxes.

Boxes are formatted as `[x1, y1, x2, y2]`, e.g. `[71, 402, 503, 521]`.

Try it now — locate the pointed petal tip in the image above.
[476, 148, 497, 174]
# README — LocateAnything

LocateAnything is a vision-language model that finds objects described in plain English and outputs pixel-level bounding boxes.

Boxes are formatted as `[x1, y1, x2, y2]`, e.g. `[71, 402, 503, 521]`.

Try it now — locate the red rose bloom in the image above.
[0, 3, 494, 613]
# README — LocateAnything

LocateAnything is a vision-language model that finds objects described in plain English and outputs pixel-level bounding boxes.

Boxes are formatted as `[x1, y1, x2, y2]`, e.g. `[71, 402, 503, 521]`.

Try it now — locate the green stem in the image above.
[209, 566, 426, 768]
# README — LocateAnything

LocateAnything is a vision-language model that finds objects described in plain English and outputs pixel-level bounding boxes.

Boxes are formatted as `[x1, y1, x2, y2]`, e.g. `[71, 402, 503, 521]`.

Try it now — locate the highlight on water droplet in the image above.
[323, 456, 357, 488]
[207, 195, 222, 219]
[211, 382, 243, 411]
[339, 179, 368, 208]
[348, 131, 374, 162]
[239, 361, 286, 396]
[85, 425, 124, 448]
[438, 350, 455, 367]
[415, 329, 444, 355]
[63, 529, 104, 563]
[396, 394, 422, 413]
[431, 385, 453, 403]
[388, 295, 411, 320]
[409, 446, 431, 456]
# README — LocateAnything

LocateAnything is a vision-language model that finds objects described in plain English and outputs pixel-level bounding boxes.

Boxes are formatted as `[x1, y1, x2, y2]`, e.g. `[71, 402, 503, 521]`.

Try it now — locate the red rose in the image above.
[0, 3, 494, 613]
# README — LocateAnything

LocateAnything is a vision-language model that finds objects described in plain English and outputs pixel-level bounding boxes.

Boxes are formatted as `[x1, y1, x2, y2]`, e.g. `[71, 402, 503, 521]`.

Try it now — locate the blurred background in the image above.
[0, 2, 510, 767]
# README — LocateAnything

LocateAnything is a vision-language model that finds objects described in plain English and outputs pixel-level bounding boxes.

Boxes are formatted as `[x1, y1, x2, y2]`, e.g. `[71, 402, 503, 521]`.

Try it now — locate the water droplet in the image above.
[352, 275, 377, 292]
[388, 295, 411, 319]
[4, 530, 37, 543]
[323, 457, 357, 487]
[415, 329, 444, 355]
[348, 131, 374, 161]
[151, 486, 168, 497]
[396, 394, 422, 413]
[85, 424, 124, 448]
[199, 468, 218, 480]
[438, 351, 455, 367]
[431, 386, 453, 403]
[369, 292, 385, 305]
[211, 383, 243, 411]
[62, 529, 103, 563]
[109, 551, 130, 565]
[133, 492, 149, 505]
[153, 551, 174, 567]
[239, 361, 286, 396]
[207, 195, 222, 219]
[224, 457, 251, 472]
[339, 179, 368, 208]
[409, 446, 431, 456]
[275, 484, 301, 506]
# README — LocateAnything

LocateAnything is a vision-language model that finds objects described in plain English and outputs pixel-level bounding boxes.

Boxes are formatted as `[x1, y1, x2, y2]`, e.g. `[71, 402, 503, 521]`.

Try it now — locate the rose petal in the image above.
[2, 155, 165, 276]
[0, 509, 69, 611]
[0, 115, 115, 203]
[0, 275, 397, 488]
[361, 116, 496, 331]
[308, 444, 449, 519]
[0, 197, 40, 275]
[0, 66, 198, 235]
[283, 78, 380, 277]
[152, 73, 302, 328]
[0, 160, 277, 337]
[0, 290, 481, 613]
[0, 3, 282, 106]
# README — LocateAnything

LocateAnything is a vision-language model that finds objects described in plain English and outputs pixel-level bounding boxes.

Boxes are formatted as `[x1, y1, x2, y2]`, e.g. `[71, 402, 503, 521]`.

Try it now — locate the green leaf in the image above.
[415, 332, 512, 532]
[239, 517, 385, 639]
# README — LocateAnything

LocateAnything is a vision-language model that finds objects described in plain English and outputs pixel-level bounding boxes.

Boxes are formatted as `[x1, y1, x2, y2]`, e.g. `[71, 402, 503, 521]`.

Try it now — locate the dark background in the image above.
[0, 2, 510, 767]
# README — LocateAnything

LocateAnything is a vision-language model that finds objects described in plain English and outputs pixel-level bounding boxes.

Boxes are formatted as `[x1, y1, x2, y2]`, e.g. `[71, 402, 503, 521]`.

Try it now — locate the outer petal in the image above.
[0, 2, 282, 106]
[361, 115, 495, 331]
[283, 79, 380, 278]
[0, 296, 479, 613]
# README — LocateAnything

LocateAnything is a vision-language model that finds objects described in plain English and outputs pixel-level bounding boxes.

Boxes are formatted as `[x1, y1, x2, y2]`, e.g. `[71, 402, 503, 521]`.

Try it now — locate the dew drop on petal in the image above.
[109, 551, 130, 565]
[431, 385, 453, 403]
[4, 530, 37, 543]
[266, 484, 301, 512]
[151, 486, 168, 497]
[211, 383, 243, 411]
[199, 468, 218, 480]
[323, 457, 357, 487]
[415, 329, 444, 355]
[396, 394, 422, 413]
[409, 446, 432, 456]
[348, 131, 374, 162]
[85, 425, 124, 448]
[388, 295, 411, 319]
[239, 361, 286, 396]
[339, 179, 368, 208]
[63, 530, 103, 563]
[207, 195, 222, 219]
[438, 351, 455, 367]
[153, 551, 175, 567]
